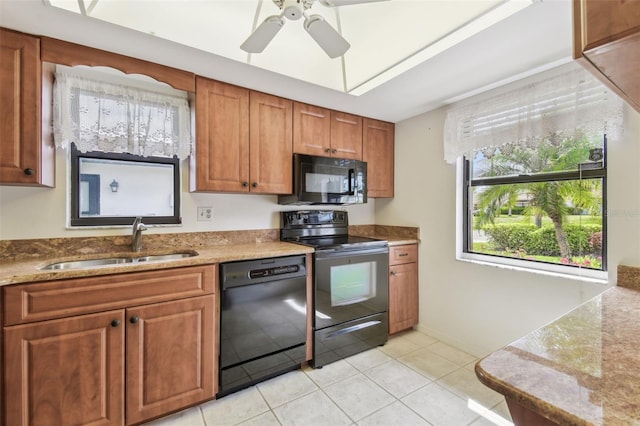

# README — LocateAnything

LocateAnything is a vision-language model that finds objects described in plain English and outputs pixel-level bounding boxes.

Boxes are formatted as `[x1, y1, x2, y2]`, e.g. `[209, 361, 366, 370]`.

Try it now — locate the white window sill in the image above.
[457, 252, 609, 285]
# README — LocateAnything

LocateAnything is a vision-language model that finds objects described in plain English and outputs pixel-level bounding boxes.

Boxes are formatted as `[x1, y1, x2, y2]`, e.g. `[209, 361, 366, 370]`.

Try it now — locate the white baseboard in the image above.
[414, 324, 496, 359]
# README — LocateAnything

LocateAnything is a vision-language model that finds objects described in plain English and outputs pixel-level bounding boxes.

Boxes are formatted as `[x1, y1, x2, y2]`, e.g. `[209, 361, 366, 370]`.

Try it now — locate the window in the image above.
[462, 136, 606, 271]
[444, 62, 623, 277]
[53, 65, 191, 227]
[70, 144, 181, 226]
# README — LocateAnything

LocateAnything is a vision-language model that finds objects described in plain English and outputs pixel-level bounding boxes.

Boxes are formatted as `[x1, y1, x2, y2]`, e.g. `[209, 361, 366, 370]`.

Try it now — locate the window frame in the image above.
[69, 144, 182, 227]
[459, 141, 608, 279]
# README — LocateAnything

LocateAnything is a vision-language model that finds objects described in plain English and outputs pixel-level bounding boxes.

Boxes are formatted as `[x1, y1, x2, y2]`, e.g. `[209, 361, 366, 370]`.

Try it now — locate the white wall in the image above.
[376, 103, 640, 357]
[0, 151, 376, 240]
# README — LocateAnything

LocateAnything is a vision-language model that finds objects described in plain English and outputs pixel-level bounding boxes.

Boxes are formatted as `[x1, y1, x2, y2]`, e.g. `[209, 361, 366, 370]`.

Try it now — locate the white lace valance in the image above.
[443, 62, 624, 164]
[53, 67, 192, 159]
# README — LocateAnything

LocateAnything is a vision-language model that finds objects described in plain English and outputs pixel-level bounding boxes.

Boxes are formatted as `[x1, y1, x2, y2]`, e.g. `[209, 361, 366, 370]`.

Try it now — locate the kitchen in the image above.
[1, 0, 640, 425]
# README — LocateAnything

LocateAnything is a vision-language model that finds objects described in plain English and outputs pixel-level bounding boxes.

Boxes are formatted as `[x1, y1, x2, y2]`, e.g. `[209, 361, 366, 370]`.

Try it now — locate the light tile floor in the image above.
[144, 330, 513, 426]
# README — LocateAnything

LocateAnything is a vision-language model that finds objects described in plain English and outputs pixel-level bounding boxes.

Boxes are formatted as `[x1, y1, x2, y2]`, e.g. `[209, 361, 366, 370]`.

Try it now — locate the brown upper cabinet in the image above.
[249, 91, 293, 194]
[363, 118, 394, 198]
[0, 29, 54, 186]
[293, 102, 363, 160]
[573, 0, 640, 113]
[293, 102, 331, 157]
[192, 77, 292, 194]
[193, 77, 250, 192]
[330, 111, 363, 160]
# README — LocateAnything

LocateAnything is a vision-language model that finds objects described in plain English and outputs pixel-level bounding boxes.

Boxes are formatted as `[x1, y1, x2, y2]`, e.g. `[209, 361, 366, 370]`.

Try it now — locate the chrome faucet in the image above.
[132, 217, 147, 252]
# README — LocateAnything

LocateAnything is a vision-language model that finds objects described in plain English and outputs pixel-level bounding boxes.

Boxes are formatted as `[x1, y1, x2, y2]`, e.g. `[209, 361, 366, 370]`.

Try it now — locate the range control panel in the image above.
[281, 210, 348, 227]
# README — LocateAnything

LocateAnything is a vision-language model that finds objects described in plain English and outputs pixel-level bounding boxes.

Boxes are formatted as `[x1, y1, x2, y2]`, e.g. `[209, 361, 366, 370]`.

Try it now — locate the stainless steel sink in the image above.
[42, 252, 198, 270]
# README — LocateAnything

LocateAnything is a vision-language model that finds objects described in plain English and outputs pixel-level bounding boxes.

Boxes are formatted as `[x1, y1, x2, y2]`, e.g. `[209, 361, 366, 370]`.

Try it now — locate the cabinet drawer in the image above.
[389, 244, 418, 265]
[3, 265, 216, 326]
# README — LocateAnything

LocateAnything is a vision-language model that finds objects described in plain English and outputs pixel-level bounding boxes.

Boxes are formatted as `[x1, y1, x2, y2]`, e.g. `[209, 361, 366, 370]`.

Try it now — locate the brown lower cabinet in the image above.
[3, 266, 217, 426]
[388, 244, 419, 335]
[4, 310, 126, 425]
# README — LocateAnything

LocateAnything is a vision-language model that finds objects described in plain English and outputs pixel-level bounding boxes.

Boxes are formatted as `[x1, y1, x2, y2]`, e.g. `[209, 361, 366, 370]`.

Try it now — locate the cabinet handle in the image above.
[130, 316, 139, 324]
[24, 168, 34, 176]
[111, 319, 121, 327]
[331, 149, 337, 154]
[390, 271, 397, 276]
[325, 148, 331, 153]
[398, 253, 408, 257]
[242, 182, 249, 187]
[252, 182, 258, 188]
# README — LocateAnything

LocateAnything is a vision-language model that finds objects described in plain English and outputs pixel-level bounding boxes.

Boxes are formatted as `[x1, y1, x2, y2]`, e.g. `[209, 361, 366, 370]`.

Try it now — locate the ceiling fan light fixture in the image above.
[303, 14, 350, 58]
[282, 0, 303, 20]
[240, 15, 285, 53]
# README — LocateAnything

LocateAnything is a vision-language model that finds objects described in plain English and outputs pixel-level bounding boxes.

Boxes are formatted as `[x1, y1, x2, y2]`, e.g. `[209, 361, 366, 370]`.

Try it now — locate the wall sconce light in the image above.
[109, 179, 119, 193]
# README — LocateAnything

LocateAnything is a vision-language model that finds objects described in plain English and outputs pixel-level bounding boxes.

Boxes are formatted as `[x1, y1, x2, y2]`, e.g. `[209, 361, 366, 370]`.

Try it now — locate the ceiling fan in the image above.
[241, 0, 388, 58]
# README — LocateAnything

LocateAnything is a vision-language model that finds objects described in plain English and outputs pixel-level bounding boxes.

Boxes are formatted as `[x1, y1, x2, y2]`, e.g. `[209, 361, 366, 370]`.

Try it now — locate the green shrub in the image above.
[499, 206, 526, 215]
[482, 223, 602, 257]
[482, 223, 536, 252]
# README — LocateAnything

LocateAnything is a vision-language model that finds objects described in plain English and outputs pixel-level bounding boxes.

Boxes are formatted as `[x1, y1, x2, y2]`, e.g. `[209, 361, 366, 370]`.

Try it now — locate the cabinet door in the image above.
[293, 102, 331, 157]
[249, 91, 293, 194]
[389, 262, 419, 335]
[126, 295, 215, 425]
[330, 111, 363, 160]
[363, 118, 394, 198]
[578, 0, 640, 51]
[0, 29, 53, 186]
[584, 34, 640, 113]
[194, 77, 250, 192]
[4, 310, 125, 426]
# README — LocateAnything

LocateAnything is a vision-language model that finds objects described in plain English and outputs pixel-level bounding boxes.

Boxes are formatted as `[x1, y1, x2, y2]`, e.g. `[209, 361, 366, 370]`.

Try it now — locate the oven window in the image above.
[330, 262, 377, 306]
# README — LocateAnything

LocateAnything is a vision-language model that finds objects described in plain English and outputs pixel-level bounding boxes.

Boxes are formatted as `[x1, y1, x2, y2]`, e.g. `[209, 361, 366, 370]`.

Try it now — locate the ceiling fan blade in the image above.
[304, 15, 350, 58]
[319, 0, 389, 7]
[240, 15, 285, 53]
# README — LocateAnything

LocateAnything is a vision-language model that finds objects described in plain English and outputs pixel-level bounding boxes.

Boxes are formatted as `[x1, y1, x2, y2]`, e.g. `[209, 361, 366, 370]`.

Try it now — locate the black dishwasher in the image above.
[218, 255, 308, 397]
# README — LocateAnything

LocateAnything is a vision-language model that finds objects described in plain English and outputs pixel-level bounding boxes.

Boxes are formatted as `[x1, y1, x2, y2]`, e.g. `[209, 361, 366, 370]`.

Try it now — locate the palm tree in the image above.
[473, 137, 602, 259]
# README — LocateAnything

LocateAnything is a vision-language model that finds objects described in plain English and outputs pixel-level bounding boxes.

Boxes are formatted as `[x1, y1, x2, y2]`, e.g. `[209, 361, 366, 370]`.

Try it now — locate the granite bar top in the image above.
[475, 270, 640, 425]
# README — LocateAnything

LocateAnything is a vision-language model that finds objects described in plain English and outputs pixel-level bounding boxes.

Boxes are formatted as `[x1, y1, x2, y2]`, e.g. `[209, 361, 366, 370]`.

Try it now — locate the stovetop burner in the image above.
[280, 210, 387, 251]
[291, 235, 386, 250]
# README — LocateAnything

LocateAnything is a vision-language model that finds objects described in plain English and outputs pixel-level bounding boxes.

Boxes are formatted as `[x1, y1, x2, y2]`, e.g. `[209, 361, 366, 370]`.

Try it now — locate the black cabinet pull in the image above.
[111, 319, 121, 327]
[399, 253, 408, 257]
[130, 316, 139, 324]
[252, 182, 258, 188]
[23, 168, 34, 176]
[242, 182, 249, 187]
[390, 271, 397, 276]
[325, 148, 331, 153]
[331, 149, 337, 154]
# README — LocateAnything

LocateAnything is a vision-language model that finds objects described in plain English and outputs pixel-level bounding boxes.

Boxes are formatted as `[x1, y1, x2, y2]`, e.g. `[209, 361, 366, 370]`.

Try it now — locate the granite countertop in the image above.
[0, 226, 420, 287]
[0, 242, 314, 286]
[475, 283, 640, 425]
[349, 224, 420, 247]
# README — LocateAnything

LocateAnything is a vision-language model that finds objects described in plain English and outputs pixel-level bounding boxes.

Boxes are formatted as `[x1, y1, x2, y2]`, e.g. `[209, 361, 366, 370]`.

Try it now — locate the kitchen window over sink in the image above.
[52, 65, 191, 227]
[444, 62, 624, 280]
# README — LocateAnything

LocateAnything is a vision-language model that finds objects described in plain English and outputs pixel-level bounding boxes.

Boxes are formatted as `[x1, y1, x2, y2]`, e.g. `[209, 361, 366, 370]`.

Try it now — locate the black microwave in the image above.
[278, 154, 367, 205]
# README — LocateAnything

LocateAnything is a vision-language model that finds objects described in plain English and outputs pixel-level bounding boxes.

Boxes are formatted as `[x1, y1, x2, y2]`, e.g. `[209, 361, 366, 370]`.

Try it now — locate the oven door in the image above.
[314, 246, 388, 330]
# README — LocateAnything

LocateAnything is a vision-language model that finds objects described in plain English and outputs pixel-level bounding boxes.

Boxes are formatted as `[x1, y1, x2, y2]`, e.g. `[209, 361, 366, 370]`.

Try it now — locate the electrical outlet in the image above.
[197, 207, 213, 222]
